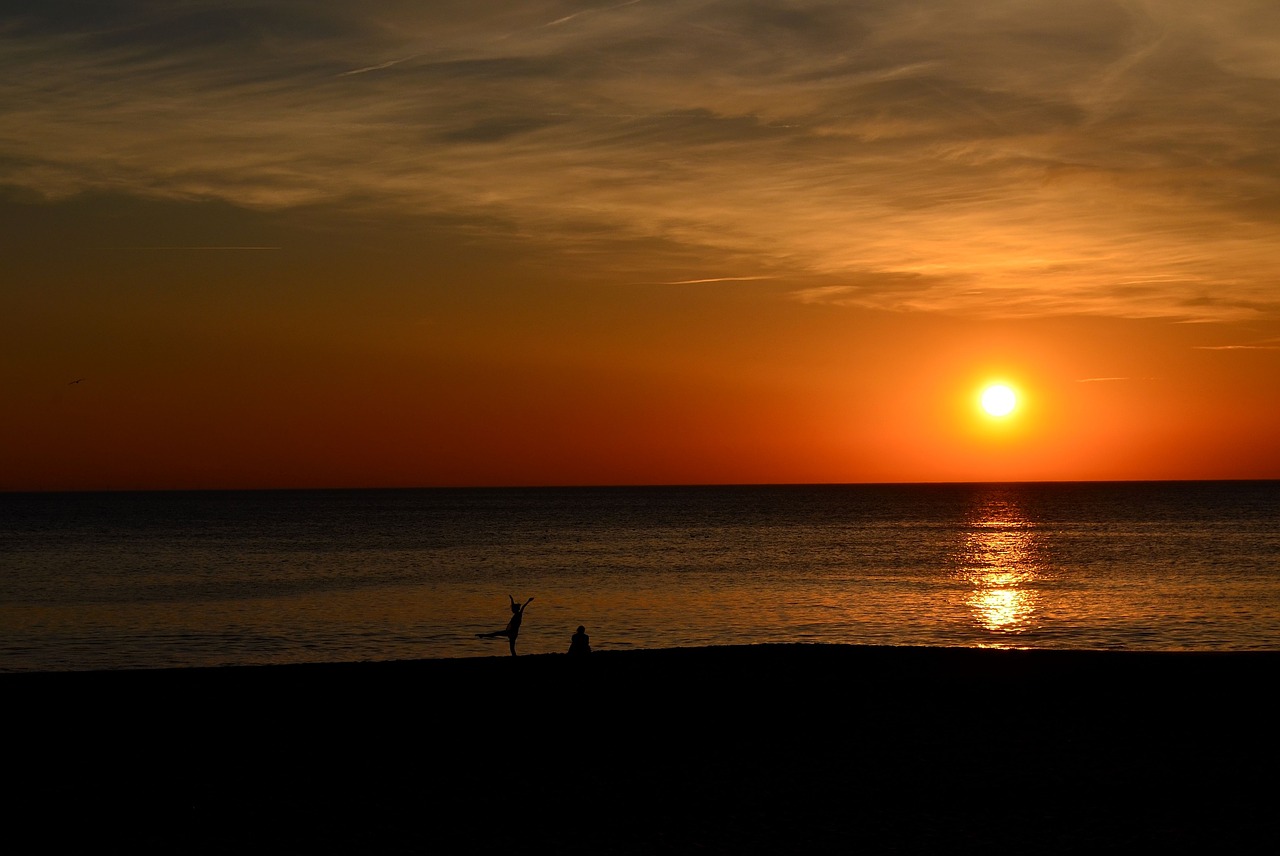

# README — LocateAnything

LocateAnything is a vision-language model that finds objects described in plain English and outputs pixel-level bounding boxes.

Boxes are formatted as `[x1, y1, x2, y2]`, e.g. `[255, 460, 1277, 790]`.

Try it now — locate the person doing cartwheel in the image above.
[477, 595, 534, 656]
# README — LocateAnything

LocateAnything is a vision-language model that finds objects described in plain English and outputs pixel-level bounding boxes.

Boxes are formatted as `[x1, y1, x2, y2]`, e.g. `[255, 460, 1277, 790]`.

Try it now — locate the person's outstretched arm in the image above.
[523, 597, 534, 610]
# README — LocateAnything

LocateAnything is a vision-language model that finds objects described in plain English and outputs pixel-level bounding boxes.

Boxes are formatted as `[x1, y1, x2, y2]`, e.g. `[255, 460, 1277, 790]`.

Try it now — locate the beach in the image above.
[9, 644, 1277, 854]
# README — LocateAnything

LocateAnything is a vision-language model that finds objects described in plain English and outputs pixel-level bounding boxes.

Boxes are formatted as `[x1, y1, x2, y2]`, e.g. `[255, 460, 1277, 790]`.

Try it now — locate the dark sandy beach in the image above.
[8, 645, 1278, 854]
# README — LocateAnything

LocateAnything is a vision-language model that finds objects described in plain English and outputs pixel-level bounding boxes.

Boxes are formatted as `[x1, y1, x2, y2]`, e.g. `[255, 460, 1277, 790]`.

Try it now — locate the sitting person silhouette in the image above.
[568, 625, 591, 656]
[477, 595, 533, 656]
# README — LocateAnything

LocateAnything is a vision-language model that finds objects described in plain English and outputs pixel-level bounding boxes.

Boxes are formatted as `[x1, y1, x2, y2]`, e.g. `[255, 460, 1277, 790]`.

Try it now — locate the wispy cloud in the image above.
[543, 0, 644, 29]
[338, 57, 416, 76]
[660, 275, 773, 285]
[1075, 377, 1152, 383]
[5, 1, 1280, 321]
[110, 246, 283, 251]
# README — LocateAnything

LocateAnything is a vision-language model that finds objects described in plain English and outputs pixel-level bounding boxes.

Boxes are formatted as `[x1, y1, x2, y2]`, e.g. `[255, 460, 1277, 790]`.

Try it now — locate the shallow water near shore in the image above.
[3, 480, 1279, 672]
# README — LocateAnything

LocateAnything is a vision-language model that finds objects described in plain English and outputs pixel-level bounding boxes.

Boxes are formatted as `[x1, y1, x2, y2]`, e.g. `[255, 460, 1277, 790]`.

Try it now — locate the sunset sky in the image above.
[4, 0, 1279, 490]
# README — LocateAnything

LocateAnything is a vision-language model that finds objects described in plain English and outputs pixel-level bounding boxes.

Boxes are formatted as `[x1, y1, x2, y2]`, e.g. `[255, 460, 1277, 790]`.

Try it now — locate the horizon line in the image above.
[4, 476, 1278, 495]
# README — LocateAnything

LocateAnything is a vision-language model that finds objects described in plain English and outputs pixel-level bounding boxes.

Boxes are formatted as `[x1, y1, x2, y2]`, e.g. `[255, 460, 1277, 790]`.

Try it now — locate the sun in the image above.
[980, 384, 1017, 417]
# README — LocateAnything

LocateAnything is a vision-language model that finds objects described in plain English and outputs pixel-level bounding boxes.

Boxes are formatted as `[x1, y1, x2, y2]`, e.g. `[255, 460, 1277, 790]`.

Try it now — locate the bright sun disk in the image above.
[981, 384, 1017, 417]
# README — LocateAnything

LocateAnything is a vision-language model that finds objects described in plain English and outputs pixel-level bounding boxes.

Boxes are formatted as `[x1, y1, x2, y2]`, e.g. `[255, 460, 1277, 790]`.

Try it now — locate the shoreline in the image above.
[12, 644, 1278, 853]
[8, 639, 1279, 675]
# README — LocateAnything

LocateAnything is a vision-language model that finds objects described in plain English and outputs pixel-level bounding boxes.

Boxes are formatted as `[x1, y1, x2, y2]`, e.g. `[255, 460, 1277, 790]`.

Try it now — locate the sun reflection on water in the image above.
[958, 494, 1046, 641]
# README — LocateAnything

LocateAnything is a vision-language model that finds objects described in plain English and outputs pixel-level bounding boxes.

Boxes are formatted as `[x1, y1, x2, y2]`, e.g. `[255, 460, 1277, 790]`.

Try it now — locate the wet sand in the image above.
[9, 644, 1278, 854]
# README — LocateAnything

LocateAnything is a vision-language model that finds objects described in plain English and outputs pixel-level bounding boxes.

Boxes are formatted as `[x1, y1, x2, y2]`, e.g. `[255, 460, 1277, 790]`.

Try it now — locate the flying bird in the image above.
[68, 378, 84, 385]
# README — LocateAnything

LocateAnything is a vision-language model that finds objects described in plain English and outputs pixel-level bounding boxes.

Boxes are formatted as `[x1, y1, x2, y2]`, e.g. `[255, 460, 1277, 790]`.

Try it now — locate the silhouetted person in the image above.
[477, 595, 533, 656]
[568, 625, 591, 656]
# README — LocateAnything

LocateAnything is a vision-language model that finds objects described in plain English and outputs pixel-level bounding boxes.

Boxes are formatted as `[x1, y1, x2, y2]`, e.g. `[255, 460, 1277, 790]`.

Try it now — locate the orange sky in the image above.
[4, 1, 1279, 490]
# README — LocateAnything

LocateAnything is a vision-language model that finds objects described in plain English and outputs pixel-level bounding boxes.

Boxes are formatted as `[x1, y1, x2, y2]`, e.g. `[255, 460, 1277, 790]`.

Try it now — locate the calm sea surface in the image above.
[2, 481, 1278, 672]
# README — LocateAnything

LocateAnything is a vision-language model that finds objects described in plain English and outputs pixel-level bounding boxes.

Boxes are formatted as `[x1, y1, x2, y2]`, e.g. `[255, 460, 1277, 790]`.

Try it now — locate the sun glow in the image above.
[981, 384, 1017, 417]
[958, 493, 1044, 641]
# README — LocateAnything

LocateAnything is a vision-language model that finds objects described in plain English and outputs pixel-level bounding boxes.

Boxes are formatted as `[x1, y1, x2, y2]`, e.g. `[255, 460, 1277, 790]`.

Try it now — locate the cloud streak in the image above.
[5, 1, 1280, 321]
[1075, 377, 1152, 383]
[338, 57, 416, 76]
[661, 275, 773, 285]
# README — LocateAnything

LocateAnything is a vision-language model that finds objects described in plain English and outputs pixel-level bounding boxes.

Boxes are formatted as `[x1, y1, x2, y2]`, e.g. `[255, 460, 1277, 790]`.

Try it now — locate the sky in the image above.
[4, 0, 1279, 490]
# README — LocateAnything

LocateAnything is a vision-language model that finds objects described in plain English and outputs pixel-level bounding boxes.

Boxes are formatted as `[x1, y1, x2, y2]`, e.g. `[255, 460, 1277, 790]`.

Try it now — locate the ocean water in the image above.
[2, 481, 1278, 672]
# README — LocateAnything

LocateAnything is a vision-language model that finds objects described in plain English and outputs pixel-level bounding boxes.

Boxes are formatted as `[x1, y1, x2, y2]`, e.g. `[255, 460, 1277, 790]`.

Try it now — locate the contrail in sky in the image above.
[339, 57, 416, 76]
[661, 275, 773, 285]
[116, 246, 283, 251]
[545, 0, 643, 28]
[1076, 377, 1148, 383]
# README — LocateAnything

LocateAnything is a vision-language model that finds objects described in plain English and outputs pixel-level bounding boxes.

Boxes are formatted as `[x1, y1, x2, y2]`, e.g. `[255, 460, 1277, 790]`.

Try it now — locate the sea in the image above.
[2, 481, 1278, 673]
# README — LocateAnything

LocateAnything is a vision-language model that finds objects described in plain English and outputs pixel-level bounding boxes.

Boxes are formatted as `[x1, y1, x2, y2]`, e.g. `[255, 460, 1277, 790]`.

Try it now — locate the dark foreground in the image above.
[8, 645, 1278, 854]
